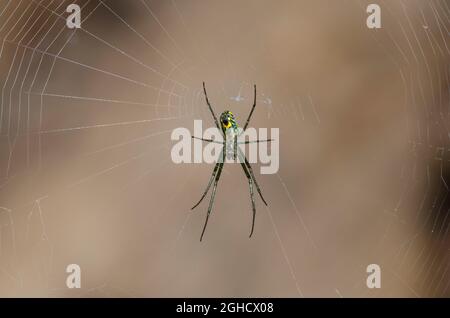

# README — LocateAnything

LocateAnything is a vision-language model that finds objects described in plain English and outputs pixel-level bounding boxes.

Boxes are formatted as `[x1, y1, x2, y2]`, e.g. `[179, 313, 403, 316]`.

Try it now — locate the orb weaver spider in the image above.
[191, 82, 272, 241]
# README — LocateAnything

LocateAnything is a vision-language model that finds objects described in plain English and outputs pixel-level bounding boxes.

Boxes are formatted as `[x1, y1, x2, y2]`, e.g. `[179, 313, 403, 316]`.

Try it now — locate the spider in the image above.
[191, 82, 272, 241]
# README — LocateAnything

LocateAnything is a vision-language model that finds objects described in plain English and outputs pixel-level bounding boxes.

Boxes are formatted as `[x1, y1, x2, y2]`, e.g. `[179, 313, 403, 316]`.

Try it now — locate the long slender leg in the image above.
[238, 148, 267, 206]
[248, 178, 256, 237]
[239, 160, 256, 237]
[243, 84, 256, 131]
[192, 162, 219, 210]
[192, 149, 224, 209]
[233, 135, 237, 162]
[238, 139, 273, 145]
[202, 82, 222, 134]
[191, 136, 224, 145]
[200, 151, 225, 241]
[199, 169, 220, 241]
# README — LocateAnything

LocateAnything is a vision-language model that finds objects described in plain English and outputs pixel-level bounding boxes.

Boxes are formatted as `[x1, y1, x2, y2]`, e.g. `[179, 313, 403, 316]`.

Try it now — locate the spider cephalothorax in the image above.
[191, 82, 272, 241]
[220, 111, 237, 133]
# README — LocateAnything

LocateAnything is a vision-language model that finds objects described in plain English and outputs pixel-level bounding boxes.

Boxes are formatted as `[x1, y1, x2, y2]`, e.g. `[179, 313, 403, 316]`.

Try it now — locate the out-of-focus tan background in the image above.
[0, 0, 448, 297]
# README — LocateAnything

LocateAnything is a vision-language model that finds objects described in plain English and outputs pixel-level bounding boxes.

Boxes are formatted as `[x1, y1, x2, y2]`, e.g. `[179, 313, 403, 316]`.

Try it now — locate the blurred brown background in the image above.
[0, 0, 449, 297]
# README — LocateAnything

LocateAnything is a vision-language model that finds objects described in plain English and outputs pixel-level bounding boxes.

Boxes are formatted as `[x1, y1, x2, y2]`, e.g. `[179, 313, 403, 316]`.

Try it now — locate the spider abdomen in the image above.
[224, 128, 239, 161]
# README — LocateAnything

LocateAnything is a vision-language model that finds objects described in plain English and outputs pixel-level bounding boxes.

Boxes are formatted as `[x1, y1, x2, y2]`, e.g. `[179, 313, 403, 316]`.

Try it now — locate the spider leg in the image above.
[238, 139, 273, 145]
[191, 148, 224, 210]
[249, 178, 256, 237]
[238, 148, 268, 206]
[243, 84, 256, 131]
[233, 135, 237, 162]
[191, 136, 223, 145]
[200, 152, 225, 241]
[239, 160, 256, 238]
[191, 162, 219, 210]
[202, 82, 223, 135]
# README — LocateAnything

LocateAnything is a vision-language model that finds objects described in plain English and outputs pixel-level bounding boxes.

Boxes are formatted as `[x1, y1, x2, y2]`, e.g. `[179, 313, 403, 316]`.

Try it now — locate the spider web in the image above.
[0, 0, 449, 297]
[339, 0, 450, 297]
